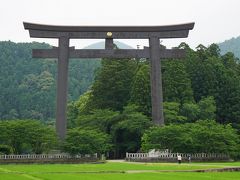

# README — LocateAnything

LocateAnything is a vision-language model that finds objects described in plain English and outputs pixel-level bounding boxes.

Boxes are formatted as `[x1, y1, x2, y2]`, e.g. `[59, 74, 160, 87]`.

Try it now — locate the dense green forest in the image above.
[1, 40, 240, 158]
[69, 43, 240, 129]
[66, 42, 240, 158]
[0, 41, 100, 121]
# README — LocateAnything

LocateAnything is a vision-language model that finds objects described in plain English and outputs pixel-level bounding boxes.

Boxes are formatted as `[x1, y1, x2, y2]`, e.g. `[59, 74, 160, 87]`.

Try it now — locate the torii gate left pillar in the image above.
[24, 22, 194, 140]
[56, 36, 69, 139]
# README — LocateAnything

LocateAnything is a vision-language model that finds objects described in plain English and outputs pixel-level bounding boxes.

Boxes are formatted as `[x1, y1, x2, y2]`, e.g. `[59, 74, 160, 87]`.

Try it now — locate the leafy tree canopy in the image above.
[0, 120, 57, 154]
[141, 120, 239, 156]
[63, 128, 112, 155]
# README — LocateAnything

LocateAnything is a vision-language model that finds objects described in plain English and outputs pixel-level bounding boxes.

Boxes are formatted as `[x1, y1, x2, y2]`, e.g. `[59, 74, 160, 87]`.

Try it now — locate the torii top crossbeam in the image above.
[24, 22, 194, 39]
[24, 22, 194, 140]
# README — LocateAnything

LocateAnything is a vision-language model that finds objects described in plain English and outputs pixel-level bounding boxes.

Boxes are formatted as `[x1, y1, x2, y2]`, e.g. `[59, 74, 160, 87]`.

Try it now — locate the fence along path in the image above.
[0, 154, 97, 160]
[126, 152, 229, 161]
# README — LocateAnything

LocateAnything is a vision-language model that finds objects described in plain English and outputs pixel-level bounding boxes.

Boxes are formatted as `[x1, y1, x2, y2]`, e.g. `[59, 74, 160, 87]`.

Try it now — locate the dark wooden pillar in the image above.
[105, 38, 114, 49]
[149, 36, 164, 125]
[56, 36, 70, 139]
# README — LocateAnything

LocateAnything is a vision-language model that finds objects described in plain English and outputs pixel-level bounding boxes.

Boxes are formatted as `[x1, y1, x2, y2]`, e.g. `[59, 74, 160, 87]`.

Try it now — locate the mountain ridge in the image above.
[84, 40, 133, 49]
[218, 36, 240, 58]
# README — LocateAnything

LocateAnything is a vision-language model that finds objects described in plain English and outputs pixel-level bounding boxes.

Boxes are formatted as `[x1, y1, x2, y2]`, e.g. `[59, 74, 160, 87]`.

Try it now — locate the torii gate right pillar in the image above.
[149, 36, 164, 125]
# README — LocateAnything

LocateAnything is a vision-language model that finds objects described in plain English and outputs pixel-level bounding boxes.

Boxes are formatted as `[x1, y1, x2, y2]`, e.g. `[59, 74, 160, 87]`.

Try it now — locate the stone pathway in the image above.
[126, 167, 240, 173]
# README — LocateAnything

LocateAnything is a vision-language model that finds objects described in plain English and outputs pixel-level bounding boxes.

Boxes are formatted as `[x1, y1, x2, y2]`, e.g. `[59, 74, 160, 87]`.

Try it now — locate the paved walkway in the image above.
[106, 160, 125, 163]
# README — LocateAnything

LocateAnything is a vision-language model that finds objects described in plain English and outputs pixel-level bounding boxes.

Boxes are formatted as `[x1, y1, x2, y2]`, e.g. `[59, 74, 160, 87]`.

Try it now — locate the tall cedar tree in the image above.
[89, 58, 137, 111]
[130, 63, 151, 116]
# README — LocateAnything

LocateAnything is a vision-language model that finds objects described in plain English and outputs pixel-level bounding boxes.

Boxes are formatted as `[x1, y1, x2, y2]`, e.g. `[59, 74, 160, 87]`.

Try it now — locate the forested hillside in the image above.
[1, 40, 240, 126]
[219, 36, 240, 58]
[0, 41, 100, 121]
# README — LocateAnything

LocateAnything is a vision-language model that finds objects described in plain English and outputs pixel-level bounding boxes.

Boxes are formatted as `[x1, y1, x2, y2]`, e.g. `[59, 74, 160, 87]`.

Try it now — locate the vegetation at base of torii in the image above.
[0, 41, 100, 121]
[141, 120, 240, 156]
[63, 128, 112, 155]
[69, 105, 151, 158]
[0, 120, 57, 154]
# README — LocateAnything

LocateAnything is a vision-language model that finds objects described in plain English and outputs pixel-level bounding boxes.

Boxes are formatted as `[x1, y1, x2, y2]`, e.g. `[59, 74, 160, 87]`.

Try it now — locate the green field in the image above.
[0, 162, 240, 180]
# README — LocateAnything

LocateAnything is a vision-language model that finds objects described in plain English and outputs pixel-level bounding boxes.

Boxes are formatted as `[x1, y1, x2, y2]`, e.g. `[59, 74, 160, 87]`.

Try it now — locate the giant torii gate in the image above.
[24, 22, 194, 139]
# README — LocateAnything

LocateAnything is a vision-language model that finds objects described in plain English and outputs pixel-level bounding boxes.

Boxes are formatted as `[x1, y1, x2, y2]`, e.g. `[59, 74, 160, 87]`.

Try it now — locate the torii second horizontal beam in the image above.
[32, 48, 185, 59]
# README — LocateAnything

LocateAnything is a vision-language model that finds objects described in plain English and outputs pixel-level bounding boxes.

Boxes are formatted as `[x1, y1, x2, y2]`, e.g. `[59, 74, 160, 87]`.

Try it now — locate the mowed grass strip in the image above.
[0, 162, 236, 174]
[0, 161, 240, 180]
[0, 162, 240, 180]
[1, 172, 240, 180]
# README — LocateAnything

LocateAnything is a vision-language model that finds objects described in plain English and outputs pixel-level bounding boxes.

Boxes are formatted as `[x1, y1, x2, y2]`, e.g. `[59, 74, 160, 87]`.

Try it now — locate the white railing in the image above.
[0, 153, 97, 160]
[126, 153, 149, 159]
[126, 152, 229, 160]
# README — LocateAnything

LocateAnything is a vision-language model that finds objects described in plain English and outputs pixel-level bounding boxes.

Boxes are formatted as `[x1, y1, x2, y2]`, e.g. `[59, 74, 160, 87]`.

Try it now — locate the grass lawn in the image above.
[0, 162, 240, 180]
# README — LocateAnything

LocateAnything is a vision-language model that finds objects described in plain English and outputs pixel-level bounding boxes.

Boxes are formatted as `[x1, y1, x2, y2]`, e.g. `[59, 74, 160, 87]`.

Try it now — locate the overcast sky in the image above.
[0, 0, 240, 49]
